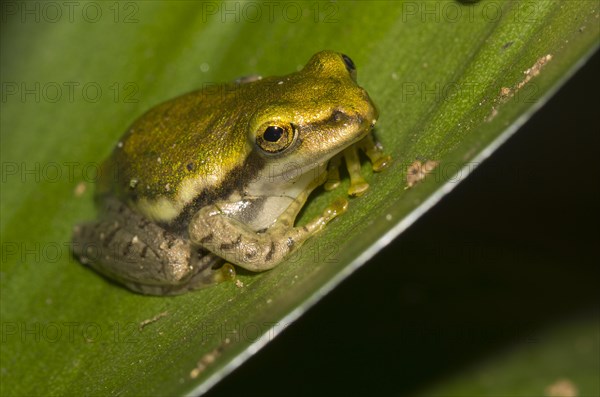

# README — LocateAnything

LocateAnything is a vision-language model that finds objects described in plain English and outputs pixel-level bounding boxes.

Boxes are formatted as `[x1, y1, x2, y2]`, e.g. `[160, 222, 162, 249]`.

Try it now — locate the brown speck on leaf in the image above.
[545, 378, 578, 397]
[74, 181, 87, 197]
[235, 279, 244, 288]
[138, 311, 168, 331]
[189, 367, 202, 379]
[519, 54, 553, 89]
[406, 160, 439, 188]
[485, 107, 499, 122]
[189, 347, 224, 379]
[487, 54, 552, 122]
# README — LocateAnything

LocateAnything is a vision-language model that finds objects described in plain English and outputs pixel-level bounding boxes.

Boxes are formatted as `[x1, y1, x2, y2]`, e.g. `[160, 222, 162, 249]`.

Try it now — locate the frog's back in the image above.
[97, 84, 254, 222]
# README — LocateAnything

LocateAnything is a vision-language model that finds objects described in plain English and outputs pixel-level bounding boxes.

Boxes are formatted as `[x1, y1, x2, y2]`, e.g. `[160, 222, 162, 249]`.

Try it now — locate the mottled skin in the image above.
[72, 51, 390, 295]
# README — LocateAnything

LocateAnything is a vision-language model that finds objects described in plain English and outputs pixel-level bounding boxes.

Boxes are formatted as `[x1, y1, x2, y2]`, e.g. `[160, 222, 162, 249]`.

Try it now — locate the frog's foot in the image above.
[189, 195, 348, 273]
[176, 261, 236, 294]
[326, 133, 391, 197]
[123, 260, 235, 296]
[305, 197, 349, 230]
[357, 133, 392, 172]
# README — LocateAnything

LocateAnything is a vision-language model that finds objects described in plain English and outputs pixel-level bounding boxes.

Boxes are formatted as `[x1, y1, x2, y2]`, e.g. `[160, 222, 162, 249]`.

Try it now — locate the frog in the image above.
[72, 50, 390, 295]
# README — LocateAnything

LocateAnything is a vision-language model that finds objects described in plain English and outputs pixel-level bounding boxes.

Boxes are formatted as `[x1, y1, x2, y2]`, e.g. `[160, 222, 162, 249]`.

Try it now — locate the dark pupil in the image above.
[264, 126, 284, 142]
[341, 54, 355, 72]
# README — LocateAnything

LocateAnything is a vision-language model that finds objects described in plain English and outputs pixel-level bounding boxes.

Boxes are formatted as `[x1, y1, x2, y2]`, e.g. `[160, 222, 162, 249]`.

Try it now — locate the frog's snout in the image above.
[331, 107, 372, 132]
[366, 95, 379, 121]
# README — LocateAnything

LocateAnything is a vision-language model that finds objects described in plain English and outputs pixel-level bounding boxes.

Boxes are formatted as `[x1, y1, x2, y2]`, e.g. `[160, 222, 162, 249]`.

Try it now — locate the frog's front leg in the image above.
[189, 189, 348, 272]
[325, 133, 391, 197]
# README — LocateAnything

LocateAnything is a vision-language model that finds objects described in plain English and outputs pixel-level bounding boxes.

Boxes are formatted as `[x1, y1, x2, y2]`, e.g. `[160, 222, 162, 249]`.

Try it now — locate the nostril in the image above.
[331, 108, 366, 126]
[332, 109, 346, 122]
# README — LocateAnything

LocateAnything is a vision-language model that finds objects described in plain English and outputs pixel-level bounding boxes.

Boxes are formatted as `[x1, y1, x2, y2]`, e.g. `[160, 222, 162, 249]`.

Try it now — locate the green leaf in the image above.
[1, 1, 598, 395]
[414, 316, 600, 397]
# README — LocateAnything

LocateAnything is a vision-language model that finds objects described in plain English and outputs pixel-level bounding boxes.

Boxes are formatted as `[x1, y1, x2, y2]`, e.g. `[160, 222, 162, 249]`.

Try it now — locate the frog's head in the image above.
[246, 50, 378, 178]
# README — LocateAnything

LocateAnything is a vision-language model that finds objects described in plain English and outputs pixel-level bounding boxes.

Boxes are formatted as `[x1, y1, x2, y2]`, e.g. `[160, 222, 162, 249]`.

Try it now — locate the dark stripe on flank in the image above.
[167, 151, 266, 232]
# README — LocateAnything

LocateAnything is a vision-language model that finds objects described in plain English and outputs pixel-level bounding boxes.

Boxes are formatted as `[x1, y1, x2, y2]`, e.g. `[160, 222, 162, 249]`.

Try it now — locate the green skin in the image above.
[72, 51, 390, 295]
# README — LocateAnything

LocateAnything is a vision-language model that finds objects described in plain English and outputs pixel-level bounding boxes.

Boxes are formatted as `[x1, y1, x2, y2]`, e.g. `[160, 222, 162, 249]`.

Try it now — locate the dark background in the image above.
[207, 50, 600, 396]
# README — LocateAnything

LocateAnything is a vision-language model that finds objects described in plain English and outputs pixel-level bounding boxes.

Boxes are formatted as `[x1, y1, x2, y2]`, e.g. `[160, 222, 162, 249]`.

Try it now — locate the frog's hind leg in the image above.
[72, 198, 234, 295]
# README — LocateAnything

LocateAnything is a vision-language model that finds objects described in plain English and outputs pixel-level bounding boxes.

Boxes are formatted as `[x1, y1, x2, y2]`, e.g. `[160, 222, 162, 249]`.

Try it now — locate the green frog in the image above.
[72, 51, 389, 295]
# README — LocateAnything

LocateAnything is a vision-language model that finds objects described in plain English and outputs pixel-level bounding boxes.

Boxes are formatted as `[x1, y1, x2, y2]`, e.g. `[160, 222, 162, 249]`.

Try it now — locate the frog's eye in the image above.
[264, 126, 284, 142]
[256, 124, 296, 154]
[341, 54, 355, 73]
[341, 53, 357, 81]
